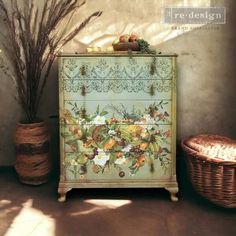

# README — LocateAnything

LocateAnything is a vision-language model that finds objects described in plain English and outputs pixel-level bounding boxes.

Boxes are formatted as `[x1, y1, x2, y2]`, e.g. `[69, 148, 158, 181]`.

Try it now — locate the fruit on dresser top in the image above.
[113, 34, 139, 45]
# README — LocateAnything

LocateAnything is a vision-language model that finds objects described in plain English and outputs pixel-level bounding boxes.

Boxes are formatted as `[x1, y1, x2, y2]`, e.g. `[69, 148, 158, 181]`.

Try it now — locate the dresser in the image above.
[58, 53, 178, 202]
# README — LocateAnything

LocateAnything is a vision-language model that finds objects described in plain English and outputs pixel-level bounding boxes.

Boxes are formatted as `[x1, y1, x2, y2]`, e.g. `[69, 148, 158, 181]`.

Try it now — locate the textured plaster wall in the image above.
[0, 0, 236, 166]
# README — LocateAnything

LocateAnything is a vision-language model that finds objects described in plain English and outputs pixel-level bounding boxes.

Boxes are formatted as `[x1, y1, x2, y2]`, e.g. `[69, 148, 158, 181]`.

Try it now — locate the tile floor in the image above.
[0, 157, 236, 236]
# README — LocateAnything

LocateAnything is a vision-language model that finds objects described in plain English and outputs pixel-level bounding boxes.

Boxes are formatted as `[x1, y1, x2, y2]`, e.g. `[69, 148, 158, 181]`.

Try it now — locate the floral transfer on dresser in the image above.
[60, 101, 172, 179]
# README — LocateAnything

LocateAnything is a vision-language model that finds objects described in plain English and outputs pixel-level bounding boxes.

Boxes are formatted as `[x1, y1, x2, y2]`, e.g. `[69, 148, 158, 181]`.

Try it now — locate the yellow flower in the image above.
[139, 142, 149, 151]
[128, 125, 142, 136]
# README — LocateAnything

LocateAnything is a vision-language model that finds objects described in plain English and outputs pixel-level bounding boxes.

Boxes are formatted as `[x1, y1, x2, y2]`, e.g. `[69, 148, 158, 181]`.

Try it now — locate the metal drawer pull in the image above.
[149, 84, 155, 96]
[81, 85, 86, 96]
[80, 65, 86, 76]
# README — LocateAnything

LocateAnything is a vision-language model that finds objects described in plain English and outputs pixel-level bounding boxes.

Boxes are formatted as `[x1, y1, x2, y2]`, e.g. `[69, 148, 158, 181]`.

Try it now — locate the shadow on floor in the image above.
[0, 153, 236, 236]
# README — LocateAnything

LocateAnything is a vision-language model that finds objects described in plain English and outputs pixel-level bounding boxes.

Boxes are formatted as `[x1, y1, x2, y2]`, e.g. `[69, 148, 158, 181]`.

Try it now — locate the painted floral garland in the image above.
[61, 102, 172, 178]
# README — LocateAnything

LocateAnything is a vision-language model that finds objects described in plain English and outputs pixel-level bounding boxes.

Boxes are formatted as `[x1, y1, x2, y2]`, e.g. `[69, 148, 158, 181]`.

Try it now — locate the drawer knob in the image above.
[149, 84, 155, 96]
[81, 85, 86, 96]
[80, 65, 86, 76]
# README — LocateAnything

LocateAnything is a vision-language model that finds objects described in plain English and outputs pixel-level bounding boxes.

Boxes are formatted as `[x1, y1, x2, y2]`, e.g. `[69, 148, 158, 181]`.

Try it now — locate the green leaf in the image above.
[113, 145, 122, 152]
[77, 140, 93, 154]
[76, 154, 88, 165]
[110, 124, 118, 130]
[100, 111, 108, 116]
[65, 139, 77, 145]
[109, 152, 116, 164]
[96, 105, 100, 114]
[90, 115, 97, 120]
[61, 132, 73, 138]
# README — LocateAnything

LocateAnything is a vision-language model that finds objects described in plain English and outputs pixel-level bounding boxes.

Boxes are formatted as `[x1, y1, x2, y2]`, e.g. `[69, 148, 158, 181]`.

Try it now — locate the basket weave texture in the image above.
[14, 122, 51, 185]
[181, 134, 236, 208]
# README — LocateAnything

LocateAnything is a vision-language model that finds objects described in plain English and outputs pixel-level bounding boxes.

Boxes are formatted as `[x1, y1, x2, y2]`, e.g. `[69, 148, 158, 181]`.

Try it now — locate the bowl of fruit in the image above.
[112, 34, 140, 51]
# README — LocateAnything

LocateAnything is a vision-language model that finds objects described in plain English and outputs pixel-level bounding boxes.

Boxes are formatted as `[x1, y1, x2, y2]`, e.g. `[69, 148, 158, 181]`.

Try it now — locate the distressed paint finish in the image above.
[58, 54, 178, 202]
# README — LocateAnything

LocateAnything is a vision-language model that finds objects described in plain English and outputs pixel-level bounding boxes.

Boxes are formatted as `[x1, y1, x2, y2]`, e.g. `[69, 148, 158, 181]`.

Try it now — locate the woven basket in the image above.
[181, 134, 236, 208]
[14, 121, 51, 185]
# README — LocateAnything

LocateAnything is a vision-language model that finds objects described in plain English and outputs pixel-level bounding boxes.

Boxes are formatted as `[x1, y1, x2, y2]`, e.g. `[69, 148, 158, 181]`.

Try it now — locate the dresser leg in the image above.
[58, 187, 72, 202]
[165, 186, 179, 202]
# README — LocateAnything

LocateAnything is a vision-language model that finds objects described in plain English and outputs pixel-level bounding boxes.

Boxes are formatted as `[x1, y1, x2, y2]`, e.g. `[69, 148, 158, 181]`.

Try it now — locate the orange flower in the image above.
[92, 165, 100, 173]
[115, 152, 123, 158]
[164, 130, 171, 138]
[104, 138, 116, 151]
[138, 155, 146, 164]
[108, 118, 118, 124]
[133, 155, 146, 168]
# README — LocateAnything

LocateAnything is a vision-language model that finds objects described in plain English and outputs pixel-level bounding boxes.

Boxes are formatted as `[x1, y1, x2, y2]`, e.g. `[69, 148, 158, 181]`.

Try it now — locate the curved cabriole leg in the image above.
[165, 186, 179, 202]
[58, 187, 72, 202]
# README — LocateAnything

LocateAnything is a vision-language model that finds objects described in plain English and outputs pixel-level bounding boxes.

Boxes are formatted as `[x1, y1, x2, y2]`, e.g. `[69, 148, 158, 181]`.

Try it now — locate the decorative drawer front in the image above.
[62, 100, 172, 125]
[61, 79, 173, 101]
[60, 57, 174, 80]
[60, 56, 175, 101]
[63, 124, 172, 181]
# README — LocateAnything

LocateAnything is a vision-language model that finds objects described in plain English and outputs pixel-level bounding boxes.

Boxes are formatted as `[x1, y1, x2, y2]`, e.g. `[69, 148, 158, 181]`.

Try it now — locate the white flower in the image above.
[122, 144, 132, 153]
[134, 114, 156, 130]
[115, 157, 127, 165]
[97, 148, 104, 153]
[93, 115, 106, 125]
[143, 114, 156, 124]
[108, 129, 116, 136]
[93, 152, 110, 167]
[114, 136, 121, 142]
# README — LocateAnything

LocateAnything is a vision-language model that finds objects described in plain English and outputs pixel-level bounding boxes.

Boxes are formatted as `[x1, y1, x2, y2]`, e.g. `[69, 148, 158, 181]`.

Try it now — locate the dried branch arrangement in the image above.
[0, 0, 102, 123]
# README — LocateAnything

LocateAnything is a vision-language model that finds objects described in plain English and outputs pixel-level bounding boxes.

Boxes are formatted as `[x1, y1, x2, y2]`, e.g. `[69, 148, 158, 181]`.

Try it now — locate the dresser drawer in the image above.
[61, 78, 173, 101]
[60, 56, 175, 101]
[62, 100, 172, 125]
[62, 124, 172, 181]
[60, 56, 174, 80]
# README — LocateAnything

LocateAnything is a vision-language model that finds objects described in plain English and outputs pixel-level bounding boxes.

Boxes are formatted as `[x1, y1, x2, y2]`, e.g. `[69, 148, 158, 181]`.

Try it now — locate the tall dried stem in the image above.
[0, 0, 102, 123]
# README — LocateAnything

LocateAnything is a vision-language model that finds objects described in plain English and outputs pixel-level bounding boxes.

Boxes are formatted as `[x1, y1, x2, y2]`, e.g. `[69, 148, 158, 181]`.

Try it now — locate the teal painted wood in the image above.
[58, 54, 178, 202]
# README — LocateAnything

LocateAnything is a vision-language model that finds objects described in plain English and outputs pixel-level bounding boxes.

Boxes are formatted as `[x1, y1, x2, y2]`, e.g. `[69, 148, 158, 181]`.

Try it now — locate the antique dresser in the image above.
[58, 53, 178, 202]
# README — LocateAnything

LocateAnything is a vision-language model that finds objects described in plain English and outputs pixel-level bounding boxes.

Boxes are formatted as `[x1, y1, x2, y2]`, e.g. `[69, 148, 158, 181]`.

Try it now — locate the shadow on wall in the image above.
[1, 0, 236, 167]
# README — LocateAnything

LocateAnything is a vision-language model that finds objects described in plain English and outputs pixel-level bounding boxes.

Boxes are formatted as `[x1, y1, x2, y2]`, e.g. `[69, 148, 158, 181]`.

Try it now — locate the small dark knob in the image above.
[81, 85, 86, 96]
[80, 65, 86, 76]
[149, 84, 155, 96]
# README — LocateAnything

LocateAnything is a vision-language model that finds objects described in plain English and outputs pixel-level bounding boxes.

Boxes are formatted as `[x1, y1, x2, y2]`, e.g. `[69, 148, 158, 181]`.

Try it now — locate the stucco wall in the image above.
[0, 0, 235, 166]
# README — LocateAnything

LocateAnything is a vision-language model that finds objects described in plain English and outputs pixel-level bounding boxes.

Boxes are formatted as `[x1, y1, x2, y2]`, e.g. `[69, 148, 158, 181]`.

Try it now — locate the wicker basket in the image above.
[14, 121, 51, 185]
[181, 134, 236, 208]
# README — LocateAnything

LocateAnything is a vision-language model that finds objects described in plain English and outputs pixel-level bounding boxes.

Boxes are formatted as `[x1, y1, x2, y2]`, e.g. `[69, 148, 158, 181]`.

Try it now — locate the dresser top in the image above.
[58, 52, 178, 57]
